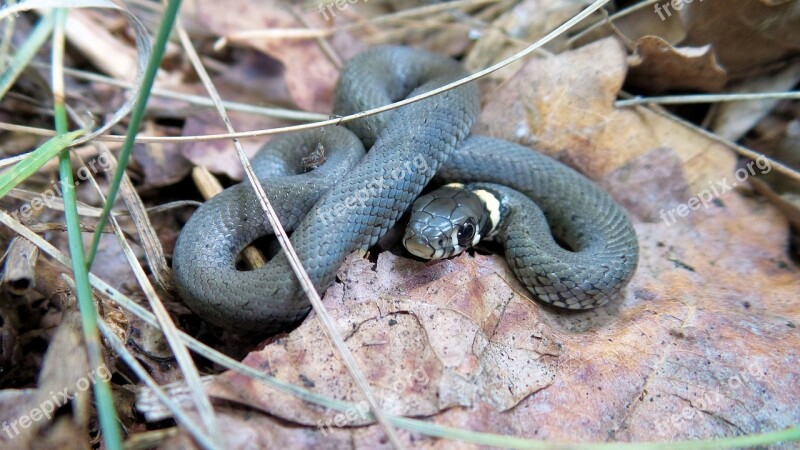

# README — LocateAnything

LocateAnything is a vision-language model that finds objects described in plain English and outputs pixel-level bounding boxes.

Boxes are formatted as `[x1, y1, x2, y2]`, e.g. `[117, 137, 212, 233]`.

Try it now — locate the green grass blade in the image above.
[0, 11, 55, 100]
[52, 8, 122, 450]
[0, 129, 84, 199]
[57, 147, 124, 450]
[86, 0, 183, 267]
[392, 418, 799, 449]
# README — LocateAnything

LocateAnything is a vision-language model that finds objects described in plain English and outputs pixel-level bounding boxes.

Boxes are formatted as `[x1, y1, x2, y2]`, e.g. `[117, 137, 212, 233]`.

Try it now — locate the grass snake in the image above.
[172, 46, 639, 332]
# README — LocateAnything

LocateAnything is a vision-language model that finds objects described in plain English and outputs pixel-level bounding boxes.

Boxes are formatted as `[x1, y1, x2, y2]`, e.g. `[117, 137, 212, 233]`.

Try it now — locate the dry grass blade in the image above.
[63, 101, 176, 293]
[0, 0, 152, 145]
[97, 320, 218, 450]
[173, 19, 407, 448]
[216, 0, 503, 45]
[616, 91, 800, 107]
[566, 0, 658, 47]
[61, 119, 223, 447]
[0, 208, 354, 413]
[102, 150, 176, 292]
[640, 103, 800, 182]
[28, 61, 326, 121]
[0, 0, 611, 146]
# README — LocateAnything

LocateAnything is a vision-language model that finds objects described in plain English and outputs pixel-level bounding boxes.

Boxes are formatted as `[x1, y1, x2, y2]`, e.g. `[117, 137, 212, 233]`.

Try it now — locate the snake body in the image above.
[172, 46, 638, 332]
[173, 46, 479, 332]
[407, 135, 639, 308]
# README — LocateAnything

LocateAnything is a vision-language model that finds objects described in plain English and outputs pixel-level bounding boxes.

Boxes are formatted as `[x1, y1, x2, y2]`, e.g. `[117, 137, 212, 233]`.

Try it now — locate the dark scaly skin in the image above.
[173, 46, 479, 332]
[435, 137, 639, 308]
[172, 127, 365, 330]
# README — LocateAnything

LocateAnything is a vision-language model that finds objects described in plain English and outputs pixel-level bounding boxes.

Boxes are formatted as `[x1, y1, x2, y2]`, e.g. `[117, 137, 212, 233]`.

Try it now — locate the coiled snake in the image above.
[172, 46, 639, 332]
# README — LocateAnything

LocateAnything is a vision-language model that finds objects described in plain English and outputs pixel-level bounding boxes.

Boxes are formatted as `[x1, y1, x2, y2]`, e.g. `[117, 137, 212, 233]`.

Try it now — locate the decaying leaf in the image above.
[475, 37, 734, 190]
[711, 61, 800, 141]
[207, 251, 560, 425]
[155, 187, 800, 446]
[627, 37, 727, 93]
[183, 0, 364, 112]
[574, 0, 800, 91]
[680, 0, 800, 78]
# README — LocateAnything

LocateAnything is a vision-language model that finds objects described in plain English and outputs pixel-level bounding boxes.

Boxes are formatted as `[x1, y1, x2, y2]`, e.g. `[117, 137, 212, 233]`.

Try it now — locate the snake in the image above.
[172, 46, 639, 332]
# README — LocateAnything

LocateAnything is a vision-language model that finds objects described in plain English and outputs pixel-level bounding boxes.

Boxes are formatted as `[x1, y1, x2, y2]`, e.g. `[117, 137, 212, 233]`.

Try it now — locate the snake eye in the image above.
[457, 220, 476, 247]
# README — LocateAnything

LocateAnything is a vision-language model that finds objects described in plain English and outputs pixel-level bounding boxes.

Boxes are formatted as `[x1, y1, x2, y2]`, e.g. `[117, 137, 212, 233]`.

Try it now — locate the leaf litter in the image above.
[1, 0, 800, 448]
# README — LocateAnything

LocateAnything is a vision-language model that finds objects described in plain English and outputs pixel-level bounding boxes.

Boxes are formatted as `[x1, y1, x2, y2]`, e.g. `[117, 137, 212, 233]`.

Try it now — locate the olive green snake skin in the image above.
[172, 46, 639, 332]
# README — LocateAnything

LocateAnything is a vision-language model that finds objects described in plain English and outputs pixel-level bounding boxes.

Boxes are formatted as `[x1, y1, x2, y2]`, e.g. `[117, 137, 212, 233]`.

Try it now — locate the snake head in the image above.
[403, 184, 485, 260]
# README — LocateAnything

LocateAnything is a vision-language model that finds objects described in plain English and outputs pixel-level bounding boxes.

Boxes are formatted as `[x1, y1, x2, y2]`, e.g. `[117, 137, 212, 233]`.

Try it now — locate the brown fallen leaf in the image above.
[475, 37, 734, 190]
[153, 185, 799, 447]
[574, 0, 800, 90]
[710, 61, 800, 141]
[0, 294, 95, 450]
[600, 146, 689, 223]
[206, 251, 560, 426]
[679, 0, 800, 78]
[158, 404, 414, 449]
[183, 0, 365, 112]
[626, 36, 727, 94]
[465, 0, 593, 74]
[570, 0, 686, 49]
[0, 389, 38, 449]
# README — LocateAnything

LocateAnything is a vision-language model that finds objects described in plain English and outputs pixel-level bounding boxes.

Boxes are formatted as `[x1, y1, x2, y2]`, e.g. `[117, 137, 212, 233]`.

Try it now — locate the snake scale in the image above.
[172, 46, 639, 332]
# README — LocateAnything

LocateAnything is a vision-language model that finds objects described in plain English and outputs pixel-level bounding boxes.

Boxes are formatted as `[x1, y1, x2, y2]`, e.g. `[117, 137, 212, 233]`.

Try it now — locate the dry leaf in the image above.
[574, 0, 800, 89]
[570, 0, 687, 48]
[156, 187, 799, 446]
[600, 146, 689, 223]
[711, 61, 800, 141]
[206, 251, 560, 425]
[627, 37, 727, 93]
[475, 37, 734, 190]
[465, 0, 592, 74]
[183, 0, 364, 112]
[680, 0, 800, 77]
